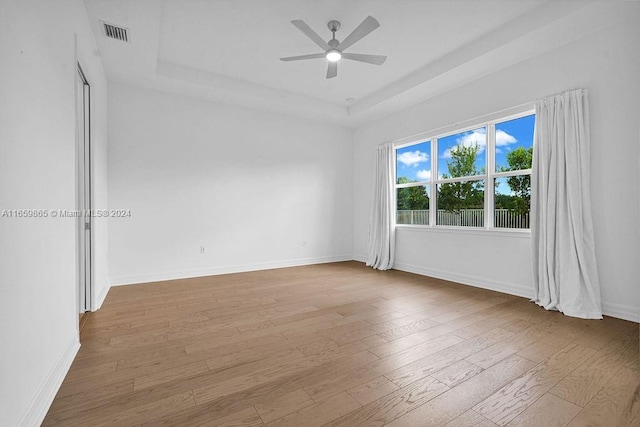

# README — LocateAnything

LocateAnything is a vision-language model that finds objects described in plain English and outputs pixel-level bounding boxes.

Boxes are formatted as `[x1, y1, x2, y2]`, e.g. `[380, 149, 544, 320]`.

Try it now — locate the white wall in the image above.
[0, 0, 108, 425]
[353, 13, 640, 321]
[108, 83, 353, 285]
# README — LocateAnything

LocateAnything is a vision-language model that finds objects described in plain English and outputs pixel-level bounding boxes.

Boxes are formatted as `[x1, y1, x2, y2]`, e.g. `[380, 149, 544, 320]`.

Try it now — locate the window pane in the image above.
[436, 179, 484, 227]
[495, 114, 534, 172]
[437, 127, 486, 179]
[396, 141, 431, 184]
[494, 176, 530, 229]
[397, 185, 430, 225]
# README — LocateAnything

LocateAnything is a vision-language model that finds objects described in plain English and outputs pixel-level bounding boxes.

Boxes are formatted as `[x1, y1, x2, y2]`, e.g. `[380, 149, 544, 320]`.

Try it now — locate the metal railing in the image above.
[397, 209, 530, 229]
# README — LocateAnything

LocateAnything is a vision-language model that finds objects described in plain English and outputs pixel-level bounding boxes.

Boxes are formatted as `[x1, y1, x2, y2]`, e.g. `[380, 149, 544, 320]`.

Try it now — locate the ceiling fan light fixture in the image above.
[281, 16, 386, 78]
[325, 49, 342, 62]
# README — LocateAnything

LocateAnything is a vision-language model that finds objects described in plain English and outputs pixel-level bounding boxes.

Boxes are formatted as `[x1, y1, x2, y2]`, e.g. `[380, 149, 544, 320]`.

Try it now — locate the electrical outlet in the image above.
[301, 240, 307, 247]
[200, 246, 206, 254]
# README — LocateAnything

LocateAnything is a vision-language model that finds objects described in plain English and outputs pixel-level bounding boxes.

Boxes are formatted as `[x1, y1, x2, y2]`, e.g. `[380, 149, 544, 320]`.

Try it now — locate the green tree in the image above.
[494, 193, 516, 210]
[442, 145, 481, 179]
[396, 176, 429, 210]
[501, 146, 533, 215]
[438, 145, 484, 212]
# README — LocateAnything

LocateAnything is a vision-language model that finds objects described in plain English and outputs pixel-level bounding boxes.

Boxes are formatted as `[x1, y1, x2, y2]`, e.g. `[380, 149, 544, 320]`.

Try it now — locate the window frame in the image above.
[394, 108, 535, 232]
[395, 140, 432, 226]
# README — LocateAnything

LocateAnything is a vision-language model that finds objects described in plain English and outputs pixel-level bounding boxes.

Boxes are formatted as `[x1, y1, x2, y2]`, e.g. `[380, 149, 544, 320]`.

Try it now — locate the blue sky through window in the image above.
[396, 141, 430, 183]
[495, 114, 535, 172]
[495, 114, 535, 195]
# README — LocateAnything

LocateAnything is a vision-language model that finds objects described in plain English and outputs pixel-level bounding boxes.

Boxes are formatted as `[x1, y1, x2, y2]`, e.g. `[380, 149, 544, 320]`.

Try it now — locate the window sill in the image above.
[395, 224, 531, 238]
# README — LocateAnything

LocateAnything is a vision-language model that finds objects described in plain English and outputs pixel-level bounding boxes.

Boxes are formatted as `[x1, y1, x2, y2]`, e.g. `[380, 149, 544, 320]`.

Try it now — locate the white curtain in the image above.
[366, 142, 395, 270]
[531, 88, 602, 319]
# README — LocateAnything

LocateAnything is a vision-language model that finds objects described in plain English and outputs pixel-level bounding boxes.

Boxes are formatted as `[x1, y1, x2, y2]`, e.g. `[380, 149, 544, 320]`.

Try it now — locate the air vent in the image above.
[101, 21, 129, 42]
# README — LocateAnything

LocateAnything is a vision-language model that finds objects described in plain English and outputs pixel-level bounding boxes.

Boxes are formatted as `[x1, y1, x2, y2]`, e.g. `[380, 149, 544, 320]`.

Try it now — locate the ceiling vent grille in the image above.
[101, 21, 129, 42]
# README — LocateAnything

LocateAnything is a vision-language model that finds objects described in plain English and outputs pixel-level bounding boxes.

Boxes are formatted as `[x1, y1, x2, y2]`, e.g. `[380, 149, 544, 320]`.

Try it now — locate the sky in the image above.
[396, 114, 535, 196]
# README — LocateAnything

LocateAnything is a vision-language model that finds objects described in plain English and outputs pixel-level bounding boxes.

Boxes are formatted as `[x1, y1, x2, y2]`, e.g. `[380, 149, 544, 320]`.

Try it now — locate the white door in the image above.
[76, 65, 92, 313]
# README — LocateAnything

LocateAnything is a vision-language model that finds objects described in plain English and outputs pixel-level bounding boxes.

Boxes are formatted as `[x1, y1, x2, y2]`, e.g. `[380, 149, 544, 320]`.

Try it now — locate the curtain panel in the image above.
[366, 142, 395, 270]
[531, 88, 602, 319]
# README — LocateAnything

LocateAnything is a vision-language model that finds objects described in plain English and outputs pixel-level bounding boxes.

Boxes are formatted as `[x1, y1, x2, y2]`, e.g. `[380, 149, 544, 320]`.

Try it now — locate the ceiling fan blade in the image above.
[280, 53, 326, 61]
[291, 20, 331, 51]
[342, 53, 387, 65]
[326, 61, 337, 79]
[338, 16, 380, 52]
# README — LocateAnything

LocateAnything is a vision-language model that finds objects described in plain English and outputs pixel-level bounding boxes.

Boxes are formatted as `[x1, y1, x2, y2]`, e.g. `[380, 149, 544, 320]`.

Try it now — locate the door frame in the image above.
[76, 62, 93, 314]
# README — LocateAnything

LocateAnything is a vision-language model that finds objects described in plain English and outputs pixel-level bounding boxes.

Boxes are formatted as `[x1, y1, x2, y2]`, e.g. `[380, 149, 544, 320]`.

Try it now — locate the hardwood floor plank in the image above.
[133, 360, 209, 391]
[183, 330, 289, 355]
[516, 340, 563, 363]
[450, 310, 517, 340]
[385, 327, 515, 388]
[465, 328, 541, 369]
[447, 409, 498, 427]
[253, 388, 314, 424]
[432, 359, 485, 388]
[195, 406, 264, 427]
[549, 326, 639, 407]
[386, 355, 536, 427]
[263, 392, 361, 427]
[376, 316, 441, 341]
[92, 390, 196, 426]
[473, 343, 597, 426]
[296, 337, 338, 356]
[346, 375, 401, 406]
[367, 323, 458, 358]
[326, 375, 448, 426]
[46, 379, 135, 419]
[193, 347, 374, 405]
[505, 393, 581, 427]
[43, 390, 196, 426]
[63, 360, 118, 382]
[304, 333, 463, 402]
[567, 367, 640, 427]
[428, 296, 510, 324]
[204, 347, 306, 379]
[152, 346, 379, 425]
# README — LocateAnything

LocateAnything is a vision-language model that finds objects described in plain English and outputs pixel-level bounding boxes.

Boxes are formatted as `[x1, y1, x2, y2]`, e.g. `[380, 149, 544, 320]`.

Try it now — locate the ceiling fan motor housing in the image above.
[327, 20, 341, 32]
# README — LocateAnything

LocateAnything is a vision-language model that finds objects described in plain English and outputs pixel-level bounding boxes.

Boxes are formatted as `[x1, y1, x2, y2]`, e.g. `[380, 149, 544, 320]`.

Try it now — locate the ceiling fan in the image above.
[280, 16, 387, 79]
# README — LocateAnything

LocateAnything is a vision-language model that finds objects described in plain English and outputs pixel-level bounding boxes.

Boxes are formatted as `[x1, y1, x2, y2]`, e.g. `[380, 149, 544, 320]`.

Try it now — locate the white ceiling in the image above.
[84, 0, 619, 127]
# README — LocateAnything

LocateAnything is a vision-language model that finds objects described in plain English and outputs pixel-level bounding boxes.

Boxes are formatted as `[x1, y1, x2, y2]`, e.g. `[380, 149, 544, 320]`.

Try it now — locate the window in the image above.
[493, 114, 535, 229]
[395, 111, 535, 230]
[396, 141, 431, 225]
[436, 127, 487, 227]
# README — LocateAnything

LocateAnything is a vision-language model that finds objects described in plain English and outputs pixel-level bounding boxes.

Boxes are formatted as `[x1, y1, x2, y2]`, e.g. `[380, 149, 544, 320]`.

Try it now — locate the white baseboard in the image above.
[392, 261, 534, 300]
[18, 337, 79, 427]
[110, 255, 354, 286]
[601, 301, 639, 323]
[390, 261, 638, 323]
[94, 280, 110, 310]
[353, 253, 367, 263]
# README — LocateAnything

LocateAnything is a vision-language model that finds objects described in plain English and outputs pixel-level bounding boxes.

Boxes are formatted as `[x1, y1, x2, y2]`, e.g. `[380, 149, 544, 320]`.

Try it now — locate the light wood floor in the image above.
[44, 261, 639, 426]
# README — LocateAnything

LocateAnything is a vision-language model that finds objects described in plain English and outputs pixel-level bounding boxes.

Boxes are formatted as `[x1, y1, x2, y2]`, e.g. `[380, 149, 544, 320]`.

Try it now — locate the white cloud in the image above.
[416, 169, 431, 181]
[398, 150, 428, 167]
[496, 129, 517, 146]
[441, 129, 486, 159]
[440, 128, 518, 158]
